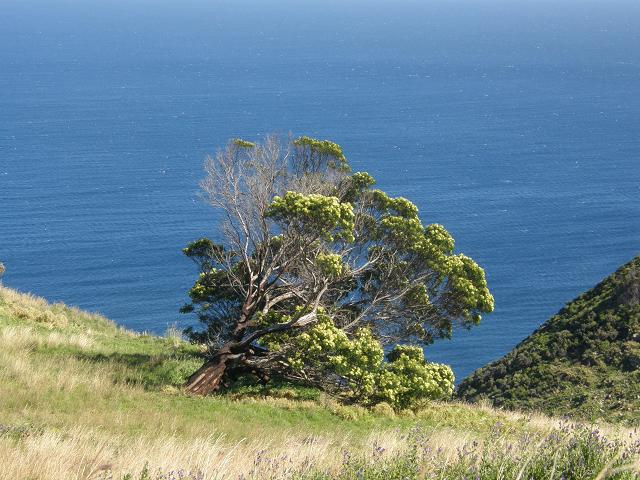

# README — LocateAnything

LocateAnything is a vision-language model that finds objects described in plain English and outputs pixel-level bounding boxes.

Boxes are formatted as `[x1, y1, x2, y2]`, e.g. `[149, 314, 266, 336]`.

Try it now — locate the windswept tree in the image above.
[182, 135, 493, 406]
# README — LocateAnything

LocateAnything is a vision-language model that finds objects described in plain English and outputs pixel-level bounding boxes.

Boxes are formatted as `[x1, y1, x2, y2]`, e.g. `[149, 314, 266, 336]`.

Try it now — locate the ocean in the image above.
[1, 0, 639, 381]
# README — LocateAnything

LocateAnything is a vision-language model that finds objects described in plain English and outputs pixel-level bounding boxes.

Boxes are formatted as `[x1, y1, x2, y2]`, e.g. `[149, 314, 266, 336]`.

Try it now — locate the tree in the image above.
[182, 135, 493, 404]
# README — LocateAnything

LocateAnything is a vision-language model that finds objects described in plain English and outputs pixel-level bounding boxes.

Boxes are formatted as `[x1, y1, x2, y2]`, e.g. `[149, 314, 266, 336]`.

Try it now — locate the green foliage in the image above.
[447, 254, 495, 318]
[458, 256, 640, 425]
[182, 135, 494, 403]
[377, 345, 454, 409]
[315, 252, 345, 277]
[267, 312, 454, 409]
[266, 191, 356, 242]
[342, 171, 376, 202]
[232, 138, 256, 148]
[368, 187, 494, 327]
[184, 138, 494, 347]
[182, 238, 222, 264]
[293, 136, 349, 171]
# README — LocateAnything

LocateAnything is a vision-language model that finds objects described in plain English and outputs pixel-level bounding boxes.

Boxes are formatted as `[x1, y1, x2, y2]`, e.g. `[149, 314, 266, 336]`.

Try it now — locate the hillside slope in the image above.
[458, 256, 640, 425]
[1, 286, 639, 479]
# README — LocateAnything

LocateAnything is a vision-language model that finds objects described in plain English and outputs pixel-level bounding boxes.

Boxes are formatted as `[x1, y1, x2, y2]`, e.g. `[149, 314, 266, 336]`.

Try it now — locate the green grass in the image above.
[0, 286, 521, 441]
[1, 286, 638, 479]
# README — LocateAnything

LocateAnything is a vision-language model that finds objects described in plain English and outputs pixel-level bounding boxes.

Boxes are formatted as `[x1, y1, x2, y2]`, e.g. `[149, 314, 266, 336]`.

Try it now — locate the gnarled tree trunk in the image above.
[186, 307, 323, 395]
[185, 350, 242, 395]
[185, 344, 272, 395]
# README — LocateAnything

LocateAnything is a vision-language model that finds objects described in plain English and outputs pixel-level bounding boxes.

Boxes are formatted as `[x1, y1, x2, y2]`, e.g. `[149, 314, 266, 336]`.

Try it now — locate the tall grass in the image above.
[1, 286, 638, 479]
[1, 422, 638, 479]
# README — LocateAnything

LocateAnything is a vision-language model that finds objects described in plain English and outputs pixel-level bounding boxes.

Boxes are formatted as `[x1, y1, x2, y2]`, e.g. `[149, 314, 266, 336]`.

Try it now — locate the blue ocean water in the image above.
[1, 0, 639, 381]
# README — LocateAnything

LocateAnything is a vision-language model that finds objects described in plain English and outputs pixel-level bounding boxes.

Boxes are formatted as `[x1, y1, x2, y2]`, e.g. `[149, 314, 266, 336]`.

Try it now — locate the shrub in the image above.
[277, 312, 454, 409]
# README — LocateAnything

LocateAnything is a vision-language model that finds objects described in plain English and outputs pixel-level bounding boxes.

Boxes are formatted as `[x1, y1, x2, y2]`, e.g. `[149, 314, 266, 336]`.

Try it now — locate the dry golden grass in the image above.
[1, 287, 71, 327]
[0, 425, 466, 480]
[0, 285, 638, 479]
[0, 327, 122, 395]
[0, 286, 119, 332]
[1, 422, 637, 480]
[0, 324, 94, 350]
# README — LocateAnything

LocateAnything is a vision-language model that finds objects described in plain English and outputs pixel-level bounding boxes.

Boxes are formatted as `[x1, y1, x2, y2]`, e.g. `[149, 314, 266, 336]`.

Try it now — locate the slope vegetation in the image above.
[458, 256, 640, 425]
[1, 285, 638, 479]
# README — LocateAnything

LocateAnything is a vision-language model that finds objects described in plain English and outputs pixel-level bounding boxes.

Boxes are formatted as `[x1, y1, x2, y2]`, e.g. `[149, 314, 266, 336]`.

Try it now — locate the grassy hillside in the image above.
[1, 286, 639, 479]
[458, 256, 640, 425]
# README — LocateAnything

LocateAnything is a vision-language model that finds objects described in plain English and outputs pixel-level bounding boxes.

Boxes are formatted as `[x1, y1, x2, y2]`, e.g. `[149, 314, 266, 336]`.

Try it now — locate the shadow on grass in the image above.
[72, 350, 203, 389]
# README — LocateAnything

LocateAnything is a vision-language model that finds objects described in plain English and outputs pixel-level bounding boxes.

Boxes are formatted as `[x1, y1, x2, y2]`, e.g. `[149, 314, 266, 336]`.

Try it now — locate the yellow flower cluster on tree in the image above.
[187, 269, 222, 303]
[266, 192, 355, 242]
[446, 254, 495, 320]
[293, 136, 349, 171]
[370, 187, 493, 323]
[279, 312, 454, 409]
[315, 252, 345, 277]
[182, 136, 495, 398]
[378, 345, 454, 409]
[232, 138, 256, 148]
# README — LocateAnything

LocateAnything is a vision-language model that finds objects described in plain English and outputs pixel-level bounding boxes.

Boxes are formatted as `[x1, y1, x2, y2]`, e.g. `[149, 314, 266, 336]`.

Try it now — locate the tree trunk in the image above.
[185, 350, 240, 395]
[185, 305, 324, 395]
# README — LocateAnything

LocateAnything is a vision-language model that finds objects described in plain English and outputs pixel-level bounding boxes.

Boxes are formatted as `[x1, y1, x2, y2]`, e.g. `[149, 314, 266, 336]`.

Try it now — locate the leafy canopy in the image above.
[182, 135, 493, 406]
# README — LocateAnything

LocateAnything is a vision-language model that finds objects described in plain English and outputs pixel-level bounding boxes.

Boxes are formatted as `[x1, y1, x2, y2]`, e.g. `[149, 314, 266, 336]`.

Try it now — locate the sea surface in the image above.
[1, 0, 639, 381]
